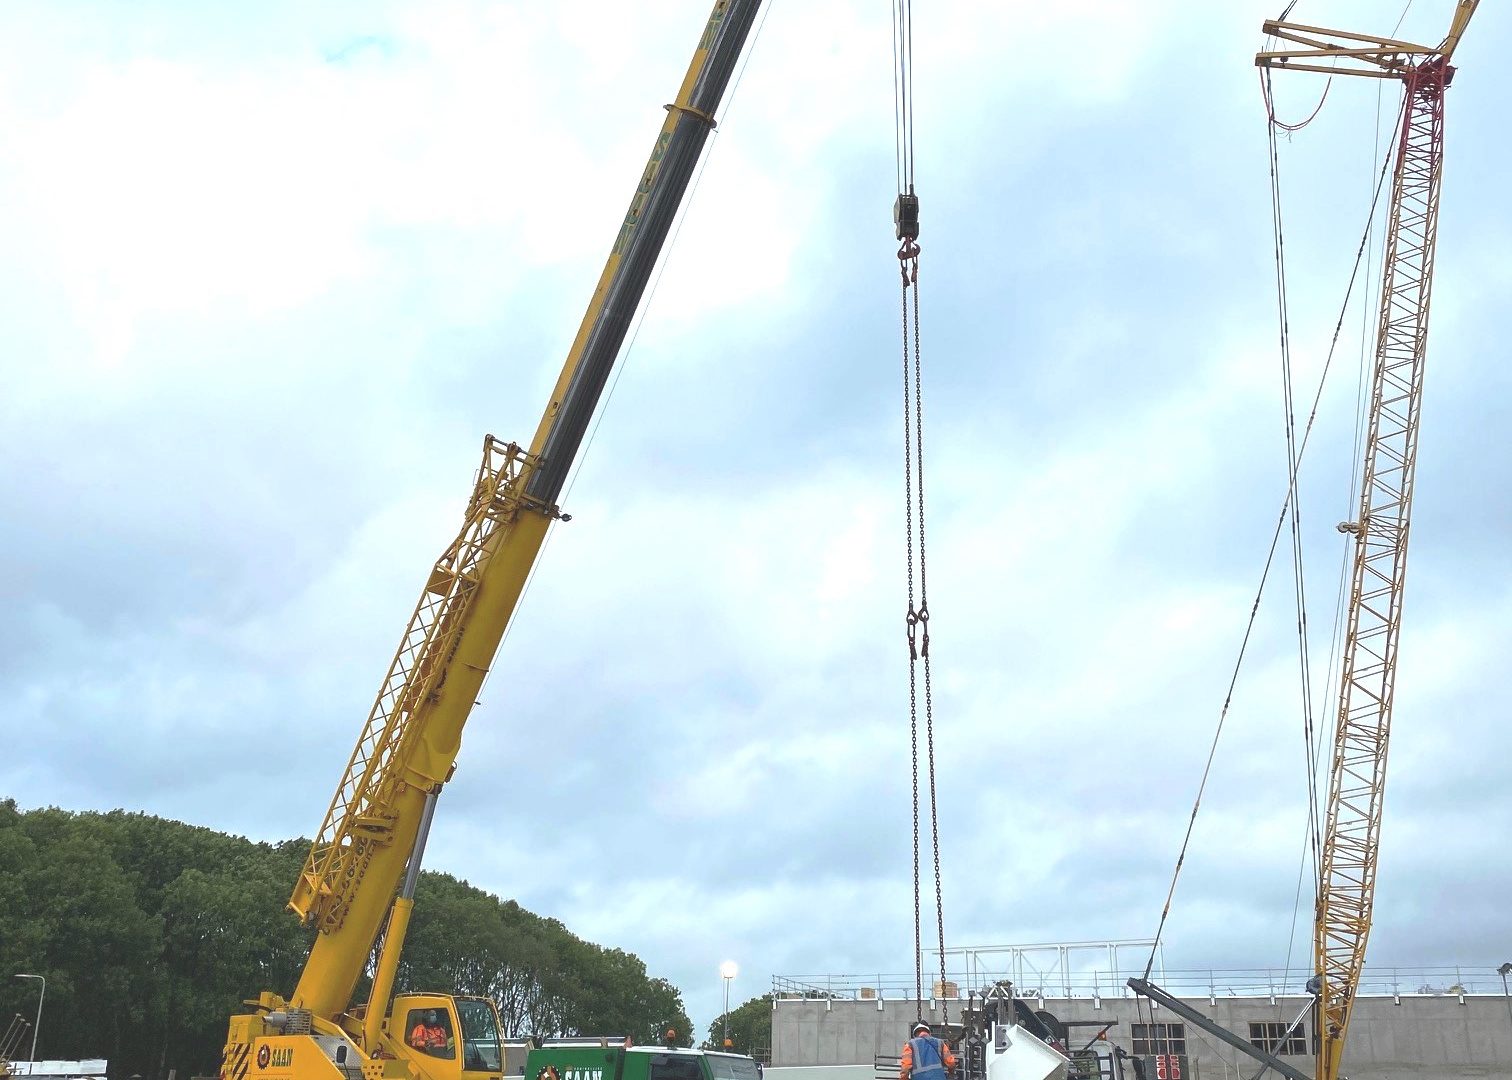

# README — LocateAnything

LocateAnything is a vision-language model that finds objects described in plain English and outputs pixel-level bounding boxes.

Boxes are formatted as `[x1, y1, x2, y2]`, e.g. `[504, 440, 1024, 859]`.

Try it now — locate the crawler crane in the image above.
[1258, 5, 1479, 1079]
[1131, 8, 1480, 1080]
[219, 5, 765, 1080]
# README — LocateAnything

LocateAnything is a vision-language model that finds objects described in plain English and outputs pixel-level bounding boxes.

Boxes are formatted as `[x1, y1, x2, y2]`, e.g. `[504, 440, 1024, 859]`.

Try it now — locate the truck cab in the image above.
[387, 993, 504, 1080]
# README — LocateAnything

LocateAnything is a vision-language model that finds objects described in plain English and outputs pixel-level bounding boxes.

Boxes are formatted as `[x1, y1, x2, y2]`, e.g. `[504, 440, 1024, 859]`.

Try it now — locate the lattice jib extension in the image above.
[289, 437, 540, 932]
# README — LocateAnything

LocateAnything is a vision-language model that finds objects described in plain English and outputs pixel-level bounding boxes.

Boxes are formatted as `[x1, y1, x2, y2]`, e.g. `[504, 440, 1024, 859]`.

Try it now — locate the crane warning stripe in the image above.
[229, 1043, 251, 1080]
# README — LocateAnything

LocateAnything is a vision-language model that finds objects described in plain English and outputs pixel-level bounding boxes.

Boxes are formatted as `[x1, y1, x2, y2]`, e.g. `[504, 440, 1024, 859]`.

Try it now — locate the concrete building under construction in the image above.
[768, 961, 1512, 1080]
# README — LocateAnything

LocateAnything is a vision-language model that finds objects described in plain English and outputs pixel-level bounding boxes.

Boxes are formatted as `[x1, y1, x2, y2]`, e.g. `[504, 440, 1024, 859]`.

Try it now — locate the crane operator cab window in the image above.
[456, 998, 503, 1073]
[407, 1008, 456, 1058]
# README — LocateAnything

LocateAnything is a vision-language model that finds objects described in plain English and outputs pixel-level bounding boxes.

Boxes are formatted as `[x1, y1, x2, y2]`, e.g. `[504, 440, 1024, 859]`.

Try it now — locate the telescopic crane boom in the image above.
[1256, 5, 1479, 1080]
[222, 6, 765, 1080]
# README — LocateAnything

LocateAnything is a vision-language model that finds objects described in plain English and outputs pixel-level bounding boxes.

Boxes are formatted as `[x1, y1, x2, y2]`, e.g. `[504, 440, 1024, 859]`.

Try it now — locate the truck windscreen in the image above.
[457, 998, 502, 1072]
[708, 1058, 761, 1080]
[649, 1057, 704, 1080]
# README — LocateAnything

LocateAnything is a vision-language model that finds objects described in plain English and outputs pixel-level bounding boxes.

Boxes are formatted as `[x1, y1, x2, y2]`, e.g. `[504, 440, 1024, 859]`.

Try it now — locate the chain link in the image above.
[909, 266, 949, 1026]
[901, 245, 945, 1024]
[893, 0, 941, 1026]
[901, 256, 923, 1017]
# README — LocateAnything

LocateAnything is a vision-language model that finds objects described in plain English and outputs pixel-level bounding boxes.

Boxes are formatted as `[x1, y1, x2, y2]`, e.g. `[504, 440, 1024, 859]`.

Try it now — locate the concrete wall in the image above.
[772, 998, 963, 1069]
[771, 996, 1512, 1080]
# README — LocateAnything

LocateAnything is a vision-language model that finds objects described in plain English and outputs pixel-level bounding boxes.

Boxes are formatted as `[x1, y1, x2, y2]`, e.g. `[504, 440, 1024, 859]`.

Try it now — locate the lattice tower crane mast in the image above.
[1256, 5, 1479, 1080]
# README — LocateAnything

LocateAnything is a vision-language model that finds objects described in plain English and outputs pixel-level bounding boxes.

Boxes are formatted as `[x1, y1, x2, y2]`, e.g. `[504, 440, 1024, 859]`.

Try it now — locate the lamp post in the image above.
[720, 961, 739, 1049]
[1497, 963, 1512, 1036]
[13, 974, 44, 1058]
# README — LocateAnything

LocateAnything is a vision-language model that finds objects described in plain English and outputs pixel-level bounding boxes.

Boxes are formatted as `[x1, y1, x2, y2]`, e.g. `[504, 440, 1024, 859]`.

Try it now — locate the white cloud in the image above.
[4, 0, 1512, 1038]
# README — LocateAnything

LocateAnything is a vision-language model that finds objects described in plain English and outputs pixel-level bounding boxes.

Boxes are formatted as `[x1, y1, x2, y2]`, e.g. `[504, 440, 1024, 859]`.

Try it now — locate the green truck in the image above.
[515, 1041, 761, 1080]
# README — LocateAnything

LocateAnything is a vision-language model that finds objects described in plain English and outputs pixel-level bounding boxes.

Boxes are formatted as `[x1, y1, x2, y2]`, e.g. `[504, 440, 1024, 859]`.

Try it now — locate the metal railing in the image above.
[772, 965, 1507, 1001]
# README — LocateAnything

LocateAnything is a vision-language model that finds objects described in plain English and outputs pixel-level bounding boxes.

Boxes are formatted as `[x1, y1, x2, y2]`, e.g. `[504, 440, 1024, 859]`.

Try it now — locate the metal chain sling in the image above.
[892, 0, 947, 1029]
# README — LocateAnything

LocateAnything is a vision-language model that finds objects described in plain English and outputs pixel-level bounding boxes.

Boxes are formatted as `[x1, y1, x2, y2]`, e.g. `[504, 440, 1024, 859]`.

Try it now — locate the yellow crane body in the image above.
[287, 441, 551, 1016]
[220, 4, 767, 1080]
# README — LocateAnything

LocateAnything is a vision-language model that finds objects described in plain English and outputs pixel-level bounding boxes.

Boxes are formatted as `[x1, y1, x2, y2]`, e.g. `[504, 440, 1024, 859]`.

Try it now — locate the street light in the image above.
[1497, 963, 1512, 1035]
[720, 961, 739, 1049]
[13, 974, 44, 1058]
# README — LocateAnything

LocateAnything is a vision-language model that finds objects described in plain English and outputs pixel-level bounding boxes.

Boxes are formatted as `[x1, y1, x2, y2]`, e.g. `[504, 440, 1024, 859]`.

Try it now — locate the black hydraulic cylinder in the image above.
[1124, 979, 1313, 1080]
[526, 0, 765, 505]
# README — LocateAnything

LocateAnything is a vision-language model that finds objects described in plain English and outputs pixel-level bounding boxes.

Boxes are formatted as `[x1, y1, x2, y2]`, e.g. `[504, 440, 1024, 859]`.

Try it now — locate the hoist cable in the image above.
[891, 0, 916, 192]
[1261, 68, 1334, 132]
[1264, 71, 1325, 902]
[1140, 513, 1281, 983]
[890, 0, 905, 195]
[905, 0, 916, 188]
[893, 0, 940, 1022]
[1279, 85, 1404, 990]
[1141, 86, 1403, 985]
[1266, 78, 1328, 988]
[1392, 0, 1417, 36]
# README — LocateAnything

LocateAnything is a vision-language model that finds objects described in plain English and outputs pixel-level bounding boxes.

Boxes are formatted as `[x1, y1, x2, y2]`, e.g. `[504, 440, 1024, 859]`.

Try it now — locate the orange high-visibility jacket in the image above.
[901, 1037, 956, 1078]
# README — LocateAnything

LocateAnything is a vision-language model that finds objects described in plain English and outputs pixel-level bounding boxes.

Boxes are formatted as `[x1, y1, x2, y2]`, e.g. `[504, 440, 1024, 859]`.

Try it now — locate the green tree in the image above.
[705, 994, 772, 1058]
[0, 805, 162, 1070]
[0, 803, 692, 1079]
[402, 873, 691, 1044]
[157, 854, 312, 1072]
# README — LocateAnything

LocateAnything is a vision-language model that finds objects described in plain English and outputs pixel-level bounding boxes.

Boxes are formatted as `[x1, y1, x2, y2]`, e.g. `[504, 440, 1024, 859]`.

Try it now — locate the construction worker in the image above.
[900, 1021, 956, 1080]
[409, 1010, 449, 1054]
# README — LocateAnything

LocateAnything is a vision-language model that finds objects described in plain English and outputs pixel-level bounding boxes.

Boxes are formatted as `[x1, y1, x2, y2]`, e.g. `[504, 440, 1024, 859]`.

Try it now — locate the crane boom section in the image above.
[284, 0, 766, 1022]
[523, 1, 764, 505]
[1314, 54, 1450, 1080]
[1437, 0, 1482, 63]
[1256, 2, 1479, 78]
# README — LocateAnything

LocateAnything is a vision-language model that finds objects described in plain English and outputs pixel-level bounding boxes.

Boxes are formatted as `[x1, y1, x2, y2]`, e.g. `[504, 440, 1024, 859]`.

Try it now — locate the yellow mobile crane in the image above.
[1258, 6, 1480, 1080]
[220, 5, 765, 1080]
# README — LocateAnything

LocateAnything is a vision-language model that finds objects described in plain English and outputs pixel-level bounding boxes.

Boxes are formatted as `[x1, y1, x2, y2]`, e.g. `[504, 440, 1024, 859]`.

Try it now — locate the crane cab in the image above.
[388, 994, 504, 1080]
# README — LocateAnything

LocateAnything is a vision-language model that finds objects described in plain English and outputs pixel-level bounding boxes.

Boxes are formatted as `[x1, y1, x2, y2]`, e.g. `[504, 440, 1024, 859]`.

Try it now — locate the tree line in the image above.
[0, 801, 691, 1080]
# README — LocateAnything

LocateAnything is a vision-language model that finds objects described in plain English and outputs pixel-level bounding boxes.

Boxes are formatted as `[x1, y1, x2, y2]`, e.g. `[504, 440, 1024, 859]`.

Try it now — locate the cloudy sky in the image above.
[3, 0, 1510, 1034]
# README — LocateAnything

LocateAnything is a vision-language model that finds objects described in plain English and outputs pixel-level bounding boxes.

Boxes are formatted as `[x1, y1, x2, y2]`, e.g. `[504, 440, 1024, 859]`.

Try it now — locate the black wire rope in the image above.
[1276, 93, 1404, 987]
[1264, 69, 1325, 918]
[892, 0, 943, 1024]
[1140, 78, 1404, 987]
